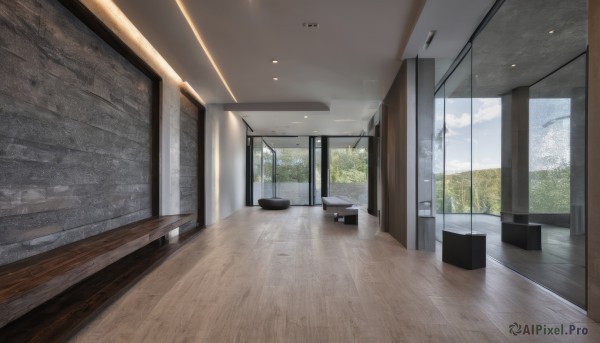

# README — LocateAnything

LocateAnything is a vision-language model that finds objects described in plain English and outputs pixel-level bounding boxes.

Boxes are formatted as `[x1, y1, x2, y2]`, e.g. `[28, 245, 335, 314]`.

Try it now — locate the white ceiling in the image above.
[113, 0, 493, 136]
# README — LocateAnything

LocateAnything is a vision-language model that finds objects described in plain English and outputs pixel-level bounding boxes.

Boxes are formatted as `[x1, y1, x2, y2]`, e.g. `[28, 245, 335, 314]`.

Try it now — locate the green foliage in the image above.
[436, 166, 570, 215]
[253, 148, 273, 183]
[257, 146, 368, 185]
[330, 148, 367, 183]
[530, 164, 570, 213]
[472, 169, 501, 215]
[275, 148, 309, 182]
[440, 168, 503, 215]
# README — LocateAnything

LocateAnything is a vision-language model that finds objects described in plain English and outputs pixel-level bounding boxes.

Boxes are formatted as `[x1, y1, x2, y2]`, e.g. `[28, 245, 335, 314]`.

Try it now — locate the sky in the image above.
[435, 97, 571, 175]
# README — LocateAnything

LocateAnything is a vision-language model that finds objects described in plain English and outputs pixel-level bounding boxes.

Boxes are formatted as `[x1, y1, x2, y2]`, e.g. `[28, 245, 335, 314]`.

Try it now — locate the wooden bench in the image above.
[0, 214, 194, 328]
[501, 222, 542, 250]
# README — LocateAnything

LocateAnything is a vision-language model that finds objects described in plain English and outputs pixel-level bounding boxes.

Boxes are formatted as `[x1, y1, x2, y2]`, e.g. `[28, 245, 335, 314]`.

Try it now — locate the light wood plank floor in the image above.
[71, 207, 599, 342]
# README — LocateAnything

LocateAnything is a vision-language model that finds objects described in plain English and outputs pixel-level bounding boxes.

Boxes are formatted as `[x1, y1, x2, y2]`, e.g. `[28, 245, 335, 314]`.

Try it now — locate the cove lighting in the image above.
[79, 0, 206, 105]
[182, 81, 206, 105]
[176, 0, 238, 102]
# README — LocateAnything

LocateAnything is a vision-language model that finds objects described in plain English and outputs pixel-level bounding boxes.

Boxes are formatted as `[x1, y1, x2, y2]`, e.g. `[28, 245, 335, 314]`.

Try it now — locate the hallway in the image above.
[73, 207, 598, 342]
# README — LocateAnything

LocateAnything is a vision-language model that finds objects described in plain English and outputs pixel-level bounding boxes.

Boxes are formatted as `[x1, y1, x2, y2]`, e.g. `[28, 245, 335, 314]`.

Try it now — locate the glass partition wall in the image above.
[434, 0, 587, 307]
[442, 51, 473, 235]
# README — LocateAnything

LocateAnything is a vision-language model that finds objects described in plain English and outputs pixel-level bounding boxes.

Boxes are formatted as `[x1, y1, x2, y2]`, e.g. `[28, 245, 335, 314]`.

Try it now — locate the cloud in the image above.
[473, 98, 501, 124]
[444, 98, 502, 129]
[446, 111, 471, 128]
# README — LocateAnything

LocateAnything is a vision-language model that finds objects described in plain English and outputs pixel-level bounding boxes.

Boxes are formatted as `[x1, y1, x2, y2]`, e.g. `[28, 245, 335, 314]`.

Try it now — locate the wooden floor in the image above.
[442, 214, 586, 308]
[71, 207, 599, 342]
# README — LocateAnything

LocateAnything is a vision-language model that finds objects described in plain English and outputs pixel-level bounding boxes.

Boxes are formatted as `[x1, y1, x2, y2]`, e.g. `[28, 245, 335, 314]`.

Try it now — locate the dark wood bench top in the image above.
[0, 214, 194, 328]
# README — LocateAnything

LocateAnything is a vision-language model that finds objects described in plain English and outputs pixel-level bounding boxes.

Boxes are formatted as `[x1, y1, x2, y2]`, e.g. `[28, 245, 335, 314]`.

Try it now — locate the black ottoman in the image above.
[258, 197, 290, 210]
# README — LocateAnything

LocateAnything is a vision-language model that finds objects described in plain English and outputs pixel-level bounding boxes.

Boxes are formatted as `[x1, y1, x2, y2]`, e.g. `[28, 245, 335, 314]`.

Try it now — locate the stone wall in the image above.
[179, 93, 198, 232]
[0, 0, 155, 265]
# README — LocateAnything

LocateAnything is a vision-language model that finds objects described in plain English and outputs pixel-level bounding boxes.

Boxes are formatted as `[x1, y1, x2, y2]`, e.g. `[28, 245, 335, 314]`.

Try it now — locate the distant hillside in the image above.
[435, 166, 569, 215]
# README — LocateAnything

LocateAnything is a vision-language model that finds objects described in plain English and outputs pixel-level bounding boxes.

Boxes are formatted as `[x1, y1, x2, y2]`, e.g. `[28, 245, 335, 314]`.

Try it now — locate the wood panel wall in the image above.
[0, 0, 156, 266]
[587, 0, 600, 321]
[381, 60, 417, 249]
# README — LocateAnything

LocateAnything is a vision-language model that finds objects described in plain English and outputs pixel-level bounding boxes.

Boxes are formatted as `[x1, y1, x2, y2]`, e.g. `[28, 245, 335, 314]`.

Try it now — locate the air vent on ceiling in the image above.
[302, 22, 319, 29]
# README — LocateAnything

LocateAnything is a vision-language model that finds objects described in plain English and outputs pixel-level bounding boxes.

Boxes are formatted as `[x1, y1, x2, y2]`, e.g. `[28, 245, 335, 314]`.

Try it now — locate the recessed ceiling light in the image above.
[273, 77, 279, 81]
[313, 130, 319, 133]
[272, 59, 279, 64]
[304, 115, 308, 119]
[343, 131, 351, 134]
[317, 139, 321, 143]
[510, 64, 517, 68]
[548, 29, 555, 34]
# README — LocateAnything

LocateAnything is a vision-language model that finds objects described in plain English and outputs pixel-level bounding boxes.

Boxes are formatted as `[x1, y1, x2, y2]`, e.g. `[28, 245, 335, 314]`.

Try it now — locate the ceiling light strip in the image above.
[80, 0, 206, 105]
[175, 0, 238, 103]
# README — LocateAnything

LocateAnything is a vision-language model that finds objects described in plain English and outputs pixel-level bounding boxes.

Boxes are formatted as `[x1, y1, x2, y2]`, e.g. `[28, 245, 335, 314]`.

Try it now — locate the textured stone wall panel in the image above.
[0, 0, 154, 265]
[179, 94, 198, 232]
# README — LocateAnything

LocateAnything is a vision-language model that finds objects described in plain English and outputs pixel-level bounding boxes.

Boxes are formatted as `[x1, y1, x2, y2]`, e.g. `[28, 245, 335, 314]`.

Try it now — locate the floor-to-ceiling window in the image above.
[249, 136, 368, 206]
[328, 137, 369, 205]
[442, 51, 473, 235]
[434, 0, 587, 308]
[433, 86, 445, 241]
[252, 137, 275, 205]
[263, 137, 310, 205]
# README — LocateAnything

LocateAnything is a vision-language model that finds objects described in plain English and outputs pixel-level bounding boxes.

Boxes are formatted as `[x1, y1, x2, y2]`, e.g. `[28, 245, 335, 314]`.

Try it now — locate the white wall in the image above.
[205, 105, 247, 225]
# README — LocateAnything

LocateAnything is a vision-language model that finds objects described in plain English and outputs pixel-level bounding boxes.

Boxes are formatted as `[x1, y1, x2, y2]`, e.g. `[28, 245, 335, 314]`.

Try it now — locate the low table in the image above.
[333, 206, 359, 225]
[322, 197, 358, 225]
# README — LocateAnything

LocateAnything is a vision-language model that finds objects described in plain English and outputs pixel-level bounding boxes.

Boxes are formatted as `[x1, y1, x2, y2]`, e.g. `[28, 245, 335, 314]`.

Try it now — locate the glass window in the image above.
[464, 0, 587, 308]
[263, 137, 310, 205]
[434, 86, 445, 241]
[443, 50, 472, 234]
[314, 137, 322, 205]
[252, 137, 274, 205]
[328, 137, 368, 205]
